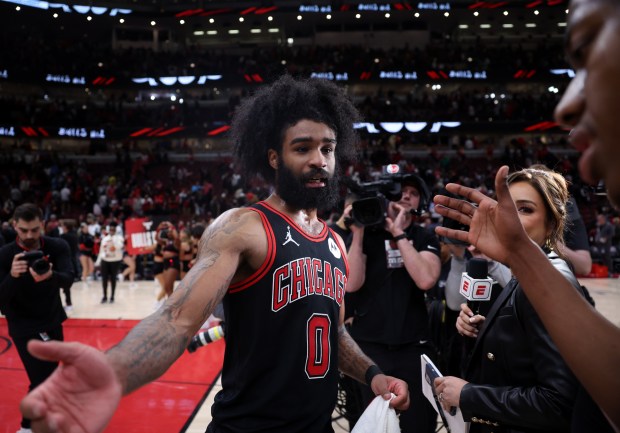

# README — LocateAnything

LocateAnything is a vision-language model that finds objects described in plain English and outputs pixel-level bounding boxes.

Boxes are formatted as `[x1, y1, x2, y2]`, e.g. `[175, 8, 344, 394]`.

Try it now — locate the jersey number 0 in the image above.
[306, 314, 331, 379]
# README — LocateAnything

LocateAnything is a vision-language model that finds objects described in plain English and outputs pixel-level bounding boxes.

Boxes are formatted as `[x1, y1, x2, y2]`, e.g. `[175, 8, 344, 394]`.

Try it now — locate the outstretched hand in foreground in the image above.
[434, 165, 530, 265]
[20, 340, 122, 433]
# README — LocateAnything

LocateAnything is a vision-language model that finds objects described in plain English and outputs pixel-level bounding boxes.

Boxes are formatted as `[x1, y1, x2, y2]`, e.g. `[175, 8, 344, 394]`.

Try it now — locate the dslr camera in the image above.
[346, 164, 430, 227]
[20, 250, 50, 275]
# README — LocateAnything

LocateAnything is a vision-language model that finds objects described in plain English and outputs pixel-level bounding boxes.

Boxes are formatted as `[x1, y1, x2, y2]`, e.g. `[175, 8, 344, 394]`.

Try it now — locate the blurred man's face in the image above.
[555, 0, 620, 207]
[15, 218, 43, 249]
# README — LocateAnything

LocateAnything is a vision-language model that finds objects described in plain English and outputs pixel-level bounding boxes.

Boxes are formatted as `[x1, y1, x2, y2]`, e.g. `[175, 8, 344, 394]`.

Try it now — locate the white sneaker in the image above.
[117, 274, 124, 282]
[16, 428, 33, 433]
[64, 305, 74, 314]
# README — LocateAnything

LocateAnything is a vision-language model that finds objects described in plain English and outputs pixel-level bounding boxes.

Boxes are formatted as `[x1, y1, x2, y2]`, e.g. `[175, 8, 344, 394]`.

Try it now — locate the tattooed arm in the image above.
[19, 208, 265, 433]
[107, 208, 259, 393]
[333, 232, 410, 411]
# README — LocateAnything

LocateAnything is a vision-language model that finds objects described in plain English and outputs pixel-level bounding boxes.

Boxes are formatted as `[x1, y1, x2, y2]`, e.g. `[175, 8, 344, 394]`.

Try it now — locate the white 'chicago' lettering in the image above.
[272, 257, 346, 312]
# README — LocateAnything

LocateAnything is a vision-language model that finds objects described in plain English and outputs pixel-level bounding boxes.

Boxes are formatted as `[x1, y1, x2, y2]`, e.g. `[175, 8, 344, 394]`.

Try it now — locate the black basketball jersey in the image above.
[210, 201, 348, 433]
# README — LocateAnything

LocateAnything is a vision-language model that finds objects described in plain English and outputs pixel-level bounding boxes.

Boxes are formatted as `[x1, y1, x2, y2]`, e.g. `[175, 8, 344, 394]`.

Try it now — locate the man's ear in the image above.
[268, 149, 279, 170]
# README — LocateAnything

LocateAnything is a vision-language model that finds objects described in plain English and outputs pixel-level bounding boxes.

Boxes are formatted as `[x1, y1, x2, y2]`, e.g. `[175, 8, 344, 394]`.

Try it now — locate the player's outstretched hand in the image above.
[371, 374, 410, 411]
[434, 166, 530, 266]
[20, 340, 122, 433]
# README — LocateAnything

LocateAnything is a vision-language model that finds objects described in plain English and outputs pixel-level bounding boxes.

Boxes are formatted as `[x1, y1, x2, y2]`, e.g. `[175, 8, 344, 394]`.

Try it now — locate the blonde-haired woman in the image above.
[435, 167, 585, 433]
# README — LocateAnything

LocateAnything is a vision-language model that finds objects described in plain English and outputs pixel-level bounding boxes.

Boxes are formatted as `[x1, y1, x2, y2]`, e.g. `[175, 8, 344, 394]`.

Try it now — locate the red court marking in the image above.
[0, 318, 224, 433]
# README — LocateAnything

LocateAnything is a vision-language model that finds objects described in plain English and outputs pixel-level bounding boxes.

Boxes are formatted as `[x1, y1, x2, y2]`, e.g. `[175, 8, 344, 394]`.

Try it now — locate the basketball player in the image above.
[433, 0, 620, 429]
[19, 76, 409, 433]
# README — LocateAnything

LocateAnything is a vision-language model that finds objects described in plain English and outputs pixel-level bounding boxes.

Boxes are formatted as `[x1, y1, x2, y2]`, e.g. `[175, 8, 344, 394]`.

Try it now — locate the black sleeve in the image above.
[565, 214, 590, 251]
[46, 237, 74, 290]
[413, 226, 441, 258]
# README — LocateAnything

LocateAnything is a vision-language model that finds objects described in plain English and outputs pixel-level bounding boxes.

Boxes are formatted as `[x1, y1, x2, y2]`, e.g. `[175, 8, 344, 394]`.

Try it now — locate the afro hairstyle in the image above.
[229, 75, 361, 183]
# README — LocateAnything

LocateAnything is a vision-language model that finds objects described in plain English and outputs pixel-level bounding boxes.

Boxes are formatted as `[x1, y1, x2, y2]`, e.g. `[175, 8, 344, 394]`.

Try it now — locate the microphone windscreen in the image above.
[467, 258, 488, 279]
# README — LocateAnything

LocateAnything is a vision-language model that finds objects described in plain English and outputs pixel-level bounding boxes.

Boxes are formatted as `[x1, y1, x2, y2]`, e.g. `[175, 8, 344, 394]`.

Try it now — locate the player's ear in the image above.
[268, 149, 279, 170]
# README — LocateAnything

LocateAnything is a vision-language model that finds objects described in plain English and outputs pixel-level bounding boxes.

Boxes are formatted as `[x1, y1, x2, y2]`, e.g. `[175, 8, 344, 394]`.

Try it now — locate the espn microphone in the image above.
[460, 258, 493, 314]
[187, 325, 225, 353]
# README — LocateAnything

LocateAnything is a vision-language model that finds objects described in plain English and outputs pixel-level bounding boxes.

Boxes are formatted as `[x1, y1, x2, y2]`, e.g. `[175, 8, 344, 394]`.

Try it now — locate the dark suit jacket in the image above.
[459, 252, 581, 433]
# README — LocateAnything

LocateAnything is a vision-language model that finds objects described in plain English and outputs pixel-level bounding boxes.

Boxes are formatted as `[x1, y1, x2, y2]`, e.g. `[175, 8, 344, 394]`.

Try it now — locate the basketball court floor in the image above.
[1, 276, 619, 433]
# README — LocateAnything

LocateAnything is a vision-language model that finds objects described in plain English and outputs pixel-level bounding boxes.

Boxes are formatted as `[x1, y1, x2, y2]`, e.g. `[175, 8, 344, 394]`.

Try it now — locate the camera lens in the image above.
[31, 258, 50, 275]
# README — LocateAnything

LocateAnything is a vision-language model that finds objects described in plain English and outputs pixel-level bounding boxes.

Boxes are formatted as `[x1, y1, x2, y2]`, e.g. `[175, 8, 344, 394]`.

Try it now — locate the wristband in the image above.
[393, 233, 407, 242]
[365, 364, 383, 385]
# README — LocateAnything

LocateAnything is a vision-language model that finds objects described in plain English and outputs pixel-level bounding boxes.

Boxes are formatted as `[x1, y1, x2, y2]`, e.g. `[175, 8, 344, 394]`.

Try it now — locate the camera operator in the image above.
[347, 173, 441, 433]
[0, 203, 74, 433]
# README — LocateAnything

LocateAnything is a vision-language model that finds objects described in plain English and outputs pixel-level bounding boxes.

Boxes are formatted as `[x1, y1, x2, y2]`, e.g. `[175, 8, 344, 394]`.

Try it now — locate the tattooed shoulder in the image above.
[197, 208, 261, 257]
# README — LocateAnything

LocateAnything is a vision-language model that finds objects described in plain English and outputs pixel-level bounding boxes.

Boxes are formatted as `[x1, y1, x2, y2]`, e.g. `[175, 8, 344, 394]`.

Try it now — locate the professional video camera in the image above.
[20, 250, 50, 275]
[346, 164, 430, 227]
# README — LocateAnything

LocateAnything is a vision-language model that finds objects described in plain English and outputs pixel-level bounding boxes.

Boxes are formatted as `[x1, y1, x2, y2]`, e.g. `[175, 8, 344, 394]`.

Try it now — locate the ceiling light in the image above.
[414, 12, 419, 18]
[268, 28, 279, 33]
[458, 24, 468, 29]
[179, 19, 185, 25]
[119, 18, 124, 23]
[209, 18, 214, 23]
[287, 37, 294, 45]
[356, 13, 361, 19]
[326, 14, 331, 20]
[150, 21, 156, 26]
[473, 11, 479, 17]
[534, 10, 539, 15]
[297, 15, 302, 20]
[15, 6, 20, 10]
[268, 16, 273, 21]
[207, 30, 217, 35]
[558, 22, 567, 27]
[480, 24, 491, 28]
[239, 17, 244, 22]
[229, 29, 239, 34]
[385, 13, 390, 18]
[53, 13, 58, 18]
[444, 12, 449, 17]
[503, 23, 514, 28]
[525, 23, 536, 28]
[250, 28, 261, 33]
[503, 11, 508, 16]
[87, 16, 92, 21]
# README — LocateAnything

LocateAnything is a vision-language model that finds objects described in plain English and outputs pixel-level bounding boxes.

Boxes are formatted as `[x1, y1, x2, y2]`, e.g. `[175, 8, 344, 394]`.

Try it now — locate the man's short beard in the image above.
[275, 161, 340, 211]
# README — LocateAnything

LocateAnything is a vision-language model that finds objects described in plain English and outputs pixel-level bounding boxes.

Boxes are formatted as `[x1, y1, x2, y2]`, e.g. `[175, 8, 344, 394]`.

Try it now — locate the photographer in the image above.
[347, 173, 441, 433]
[0, 203, 74, 433]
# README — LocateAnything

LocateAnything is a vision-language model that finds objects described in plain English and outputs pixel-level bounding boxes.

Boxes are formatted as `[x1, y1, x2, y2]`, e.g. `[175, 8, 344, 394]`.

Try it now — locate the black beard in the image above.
[275, 162, 340, 211]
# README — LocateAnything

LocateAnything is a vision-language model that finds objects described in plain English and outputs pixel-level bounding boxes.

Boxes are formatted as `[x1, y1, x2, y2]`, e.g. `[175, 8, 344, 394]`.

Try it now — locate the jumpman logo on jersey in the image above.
[282, 225, 300, 246]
